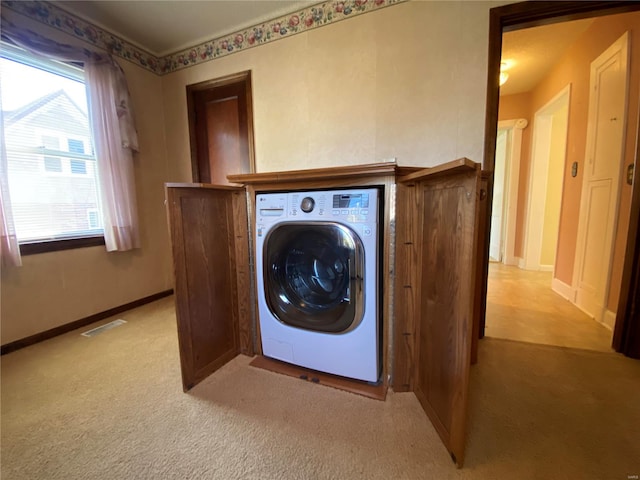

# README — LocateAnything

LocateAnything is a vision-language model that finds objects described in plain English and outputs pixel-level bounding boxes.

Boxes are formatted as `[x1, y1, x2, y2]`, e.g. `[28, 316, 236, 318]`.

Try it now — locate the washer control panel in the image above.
[256, 189, 378, 233]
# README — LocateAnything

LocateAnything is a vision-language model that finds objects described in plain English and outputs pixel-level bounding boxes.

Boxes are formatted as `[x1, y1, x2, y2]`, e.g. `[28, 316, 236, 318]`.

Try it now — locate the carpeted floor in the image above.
[2, 296, 639, 479]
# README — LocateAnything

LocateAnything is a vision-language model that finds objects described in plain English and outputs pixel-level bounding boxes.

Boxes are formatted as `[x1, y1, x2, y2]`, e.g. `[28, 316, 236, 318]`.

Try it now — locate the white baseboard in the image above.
[518, 257, 526, 269]
[574, 299, 596, 320]
[504, 254, 519, 266]
[602, 310, 616, 331]
[539, 264, 554, 272]
[552, 277, 574, 302]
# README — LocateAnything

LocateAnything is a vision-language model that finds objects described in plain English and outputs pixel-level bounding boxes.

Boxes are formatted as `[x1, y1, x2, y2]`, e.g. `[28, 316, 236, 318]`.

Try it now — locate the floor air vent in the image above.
[81, 319, 127, 337]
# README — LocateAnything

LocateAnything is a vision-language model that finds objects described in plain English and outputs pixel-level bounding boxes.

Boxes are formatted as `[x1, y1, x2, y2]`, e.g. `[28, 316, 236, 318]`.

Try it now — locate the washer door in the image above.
[264, 222, 364, 333]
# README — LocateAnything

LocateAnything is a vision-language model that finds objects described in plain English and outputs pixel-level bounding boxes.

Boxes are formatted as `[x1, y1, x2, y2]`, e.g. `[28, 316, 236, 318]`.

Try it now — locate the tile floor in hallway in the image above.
[485, 262, 613, 352]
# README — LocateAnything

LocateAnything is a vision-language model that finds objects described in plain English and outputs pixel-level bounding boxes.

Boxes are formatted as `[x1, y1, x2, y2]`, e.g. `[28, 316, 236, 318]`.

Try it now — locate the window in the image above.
[0, 45, 104, 252]
[87, 209, 100, 229]
[70, 159, 87, 175]
[44, 156, 62, 172]
[67, 138, 84, 153]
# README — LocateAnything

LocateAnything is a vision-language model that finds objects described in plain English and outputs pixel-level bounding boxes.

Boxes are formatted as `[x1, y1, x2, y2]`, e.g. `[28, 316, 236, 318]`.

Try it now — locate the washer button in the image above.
[300, 197, 315, 213]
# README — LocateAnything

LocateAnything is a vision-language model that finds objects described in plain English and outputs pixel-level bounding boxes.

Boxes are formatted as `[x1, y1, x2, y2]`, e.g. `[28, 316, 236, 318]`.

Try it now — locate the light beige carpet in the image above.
[2, 296, 639, 479]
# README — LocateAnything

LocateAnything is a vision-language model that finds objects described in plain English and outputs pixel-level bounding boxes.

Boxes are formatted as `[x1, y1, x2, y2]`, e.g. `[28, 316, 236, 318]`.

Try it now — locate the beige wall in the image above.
[0, 16, 173, 344]
[162, 1, 500, 182]
[2, 0, 508, 345]
[499, 11, 640, 312]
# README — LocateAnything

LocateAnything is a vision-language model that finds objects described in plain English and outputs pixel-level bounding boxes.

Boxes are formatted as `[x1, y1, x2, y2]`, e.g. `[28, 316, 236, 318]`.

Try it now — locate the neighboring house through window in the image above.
[0, 44, 104, 250]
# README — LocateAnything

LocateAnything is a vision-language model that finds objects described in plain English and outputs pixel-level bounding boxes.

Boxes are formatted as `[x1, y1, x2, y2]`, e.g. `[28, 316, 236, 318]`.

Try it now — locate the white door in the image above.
[573, 32, 629, 322]
[495, 118, 527, 266]
[489, 128, 508, 261]
[523, 86, 570, 272]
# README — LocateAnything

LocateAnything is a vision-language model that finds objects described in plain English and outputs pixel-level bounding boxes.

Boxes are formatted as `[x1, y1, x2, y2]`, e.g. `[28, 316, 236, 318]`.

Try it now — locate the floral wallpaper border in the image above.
[2, 0, 407, 75]
[159, 0, 407, 74]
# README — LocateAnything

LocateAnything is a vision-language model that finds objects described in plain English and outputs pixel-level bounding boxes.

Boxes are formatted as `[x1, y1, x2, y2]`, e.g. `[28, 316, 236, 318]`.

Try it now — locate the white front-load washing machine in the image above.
[255, 188, 380, 383]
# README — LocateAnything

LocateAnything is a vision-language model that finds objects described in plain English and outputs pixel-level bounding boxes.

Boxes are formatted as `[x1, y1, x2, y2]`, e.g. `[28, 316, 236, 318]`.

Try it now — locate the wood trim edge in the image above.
[227, 162, 400, 185]
[250, 355, 388, 401]
[1, 289, 174, 355]
[398, 158, 478, 183]
[20, 235, 105, 256]
[165, 182, 244, 191]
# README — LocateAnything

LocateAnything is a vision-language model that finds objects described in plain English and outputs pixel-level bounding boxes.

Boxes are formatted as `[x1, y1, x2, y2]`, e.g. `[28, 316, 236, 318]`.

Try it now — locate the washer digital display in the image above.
[332, 193, 369, 209]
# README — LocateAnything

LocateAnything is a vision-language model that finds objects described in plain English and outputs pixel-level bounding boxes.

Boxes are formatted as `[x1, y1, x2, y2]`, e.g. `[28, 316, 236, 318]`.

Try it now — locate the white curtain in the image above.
[0, 17, 140, 253]
[85, 60, 140, 251]
[0, 101, 21, 267]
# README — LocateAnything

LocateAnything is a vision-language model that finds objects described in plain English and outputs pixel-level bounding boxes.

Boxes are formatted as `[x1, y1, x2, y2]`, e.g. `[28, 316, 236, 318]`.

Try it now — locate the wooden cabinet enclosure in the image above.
[166, 158, 481, 467]
[165, 184, 252, 391]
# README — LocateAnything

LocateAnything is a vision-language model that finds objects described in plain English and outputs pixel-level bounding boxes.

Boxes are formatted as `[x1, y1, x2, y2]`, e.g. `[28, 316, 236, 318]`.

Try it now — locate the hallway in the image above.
[485, 263, 613, 352]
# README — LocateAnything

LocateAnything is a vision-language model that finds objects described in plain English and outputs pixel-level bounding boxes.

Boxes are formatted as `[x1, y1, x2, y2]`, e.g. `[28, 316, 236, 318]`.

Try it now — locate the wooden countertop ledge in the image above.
[227, 161, 421, 185]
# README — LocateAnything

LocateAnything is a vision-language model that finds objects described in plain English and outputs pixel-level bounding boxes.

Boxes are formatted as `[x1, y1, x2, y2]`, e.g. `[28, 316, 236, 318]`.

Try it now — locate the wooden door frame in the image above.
[480, 1, 640, 355]
[186, 70, 256, 183]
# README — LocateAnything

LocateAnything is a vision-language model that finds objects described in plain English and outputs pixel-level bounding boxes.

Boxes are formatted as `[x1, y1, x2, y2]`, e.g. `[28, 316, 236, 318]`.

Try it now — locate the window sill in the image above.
[20, 236, 105, 255]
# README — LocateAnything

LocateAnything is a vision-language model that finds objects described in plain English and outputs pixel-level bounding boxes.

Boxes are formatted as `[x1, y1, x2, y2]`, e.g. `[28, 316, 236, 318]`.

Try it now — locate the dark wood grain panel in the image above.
[232, 189, 253, 355]
[392, 182, 420, 392]
[472, 173, 491, 365]
[166, 186, 246, 391]
[412, 164, 480, 467]
[183, 192, 237, 384]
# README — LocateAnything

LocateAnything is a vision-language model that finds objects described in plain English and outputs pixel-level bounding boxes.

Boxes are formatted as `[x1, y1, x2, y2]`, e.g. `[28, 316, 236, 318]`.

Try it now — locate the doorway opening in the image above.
[489, 118, 526, 265]
[482, 8, 640, 354]
[186, 71, 255, 185]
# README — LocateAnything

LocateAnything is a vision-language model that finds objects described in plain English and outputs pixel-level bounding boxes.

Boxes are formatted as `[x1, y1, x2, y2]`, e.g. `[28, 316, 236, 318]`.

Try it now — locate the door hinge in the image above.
[627, 164, 635, 185]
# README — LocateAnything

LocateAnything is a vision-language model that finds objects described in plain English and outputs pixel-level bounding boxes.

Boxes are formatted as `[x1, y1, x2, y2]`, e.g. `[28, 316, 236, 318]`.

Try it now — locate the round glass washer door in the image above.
[264, 222, 365, 334]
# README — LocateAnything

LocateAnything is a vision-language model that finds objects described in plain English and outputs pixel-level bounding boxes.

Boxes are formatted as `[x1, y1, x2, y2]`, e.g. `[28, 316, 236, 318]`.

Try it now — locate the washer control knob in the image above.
[300, 197, 315, 213]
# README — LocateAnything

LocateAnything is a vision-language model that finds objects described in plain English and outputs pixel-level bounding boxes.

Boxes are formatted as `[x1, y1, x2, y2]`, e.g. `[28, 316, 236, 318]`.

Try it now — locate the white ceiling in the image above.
[55, 1, 595, 95]
[57, 1, 314, 57]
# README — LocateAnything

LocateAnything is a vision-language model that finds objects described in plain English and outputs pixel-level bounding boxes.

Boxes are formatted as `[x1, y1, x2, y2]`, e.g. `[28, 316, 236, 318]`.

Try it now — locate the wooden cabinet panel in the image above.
[398, 158, 480, 468]
[166, 185, 251, 391]
[472, 173, 491, 365]
[392, 182, 420, 392]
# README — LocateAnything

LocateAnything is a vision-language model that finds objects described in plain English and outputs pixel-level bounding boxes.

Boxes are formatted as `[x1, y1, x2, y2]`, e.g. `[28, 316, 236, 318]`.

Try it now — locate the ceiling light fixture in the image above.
[499, 60, 512, 87]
